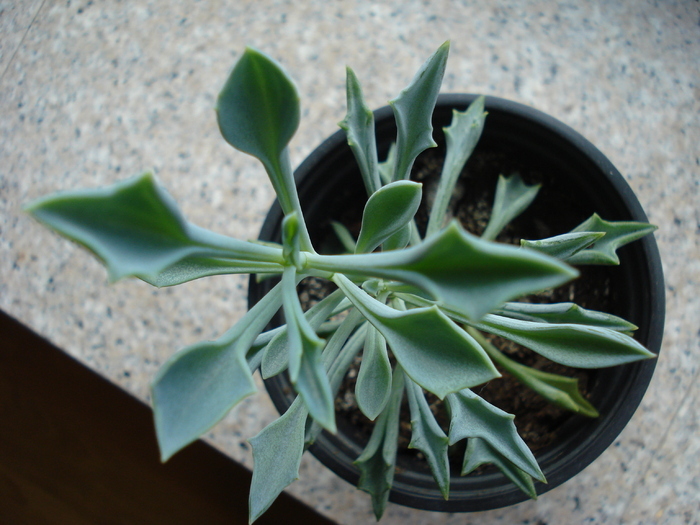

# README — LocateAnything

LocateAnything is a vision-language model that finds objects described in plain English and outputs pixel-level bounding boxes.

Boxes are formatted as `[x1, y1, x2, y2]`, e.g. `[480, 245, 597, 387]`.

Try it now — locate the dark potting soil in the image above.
[296, 143, 619, 476]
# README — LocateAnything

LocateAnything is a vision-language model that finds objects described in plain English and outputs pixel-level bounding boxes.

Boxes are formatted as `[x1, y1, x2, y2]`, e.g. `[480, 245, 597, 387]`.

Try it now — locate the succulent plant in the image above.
[25, 42, 657, 522]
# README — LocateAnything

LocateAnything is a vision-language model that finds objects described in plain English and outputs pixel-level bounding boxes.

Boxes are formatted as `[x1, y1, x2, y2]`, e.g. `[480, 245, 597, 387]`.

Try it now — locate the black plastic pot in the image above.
[248, 94, 665, 512]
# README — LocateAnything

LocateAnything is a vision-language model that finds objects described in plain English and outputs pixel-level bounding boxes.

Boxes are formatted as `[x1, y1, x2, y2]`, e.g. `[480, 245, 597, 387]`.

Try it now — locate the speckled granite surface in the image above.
[1, 1, 698, 523]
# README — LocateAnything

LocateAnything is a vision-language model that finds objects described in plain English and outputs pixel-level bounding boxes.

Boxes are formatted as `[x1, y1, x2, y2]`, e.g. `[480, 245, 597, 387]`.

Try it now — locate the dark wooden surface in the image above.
[0, 310, 336, 525]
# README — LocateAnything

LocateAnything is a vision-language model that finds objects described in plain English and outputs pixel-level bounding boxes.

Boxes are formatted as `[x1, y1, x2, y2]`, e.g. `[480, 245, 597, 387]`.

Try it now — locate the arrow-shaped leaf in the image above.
[475, 313, 656, 368]
[355, 180, 423, 254]
[468, 327, 598, 417]
[481, 174, 541, 241]
[462, 437, 537, 499]
[496, 301, 638, 333]
[355, 367, 404, 520]
[405, 377, 450, 499]
[520, 231, 605, 261]
[446, 389, 545, 483]
[390, 41, 450, 181]
[427, 96, 486, 237]
[249, 397, 308, 523]
[312, 221, 578, 320]
[355, 325, 392, 420]
[151, 281, 284, 462]
[567, 213, 657, 265]
[25, 174, 284, 283]
[339, 66, 381, 195]
[334, 274, 500, 398]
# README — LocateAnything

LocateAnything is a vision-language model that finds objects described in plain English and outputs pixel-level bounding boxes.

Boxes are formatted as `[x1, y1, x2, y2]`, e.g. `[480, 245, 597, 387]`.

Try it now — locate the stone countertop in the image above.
[1, 1, 698, 523]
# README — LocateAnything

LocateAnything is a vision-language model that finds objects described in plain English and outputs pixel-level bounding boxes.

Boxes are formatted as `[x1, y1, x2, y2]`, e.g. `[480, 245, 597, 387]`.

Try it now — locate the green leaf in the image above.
[355, 325, 392, 420]
[468, 327, 599, 417]
[520, 231, 605, 261]
[496, 302, 638, 333]
[334, 274, 500, 398]
[261, 288, 346, 379]
[339, 67, 381, 195]
[475, 313, 656, 368]
[390, 41, 450, 181]
[216, 48, 313, 251]
[446, 389, 545, 482]
[427, 96, 486, 237]
[481, 175, 541, 241]
[312, 221, 578, 320]
[249, 397, 308, 523]
[216, 47, 299, 176]
[25, 174, 284, 283]
[405, 377, 450, 499]
[567, 213, 657, 265]
[462, 438, 537, 499]
[330, 221, 357, 253]
[355, 180, 423, 254]
[355, 367, 404, 520]
[151, 281, 284, 462]
[378, 142, 397, 185]
[281, 267, 334, 431]
[382, 223, 412, 251]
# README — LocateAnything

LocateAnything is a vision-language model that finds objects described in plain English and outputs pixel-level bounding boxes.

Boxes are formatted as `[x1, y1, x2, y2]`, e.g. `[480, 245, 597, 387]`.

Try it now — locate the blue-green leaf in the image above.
[355, 367, 404, 520]
[24, 174, 284, 284]
[390, 41, 450, 181]
[446, 389, 545, 482]
[481, 175, 540, 241]
[355, 180, 423, 254]
[330, 221, 357, 253]
[405, 377, 450, 499]
[339, 67, 380, 195]
[475, 313, 656, 368]
[216, 47, 299, 175]
[468, 327, 598, 417]
[281, 267, 334, 431]
[312, 221, 578, 320]
[427, 96, 486, 237]
[334, 274, 499, 398]
[249, 397, 308, 523]
[355, 325, 392, 420]
[496, 301, 638, 333]
[567, 213, 657, 265]
[462, 438, 537, 499]
[151, 281, 284, 462]
[520, 231, 605, 261]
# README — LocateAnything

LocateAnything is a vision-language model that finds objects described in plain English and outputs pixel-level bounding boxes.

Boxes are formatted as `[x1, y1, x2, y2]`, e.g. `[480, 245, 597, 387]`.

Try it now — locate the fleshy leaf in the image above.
[355, 367, 404, 520]
[334, 274, 500, 398]
[281, 267, 334, 431]
[378, 142, 397, 186]
[475, 313, 656, 368]
[355, 325, 392, 420]
[481, 175, 541, 241]
[216, 47, 298, 176]
[151, 282, 284, 462]
[405, 377, 450, 499]
[468, 327, 598, 417]
[312, 221, 578, 320]
[261, 289, 346, 379]
[390, 41, 450, 181]
[427, 97, 487, 237]
[520, 231, 605, 261]
[330, 221, 357, 253]
[355, 180, 423, 254]
[446, 389, 545, 482]
[496, 302, 638, 333]
[25, 174, 284, 283]
[339, 67, 380, 195]
[462, 438, 537, 499]
[249, 397, 308, 523]
[567, 213, 657, 265]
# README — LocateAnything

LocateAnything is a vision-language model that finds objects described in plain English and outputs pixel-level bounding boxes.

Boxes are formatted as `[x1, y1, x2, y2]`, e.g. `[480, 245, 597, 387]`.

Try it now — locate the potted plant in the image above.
[25, 42, 663, 522]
